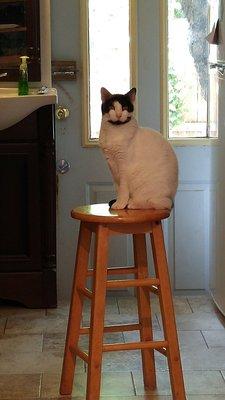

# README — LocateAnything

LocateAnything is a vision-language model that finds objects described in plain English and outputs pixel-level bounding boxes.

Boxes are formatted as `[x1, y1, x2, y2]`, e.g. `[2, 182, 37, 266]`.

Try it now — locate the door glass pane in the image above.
[168, 0, 209, 138]
[88, 0, 130, 140]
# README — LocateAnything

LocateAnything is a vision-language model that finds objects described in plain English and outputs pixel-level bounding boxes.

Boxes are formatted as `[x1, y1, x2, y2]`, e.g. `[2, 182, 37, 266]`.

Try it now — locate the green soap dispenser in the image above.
[18, 56, 29, 95]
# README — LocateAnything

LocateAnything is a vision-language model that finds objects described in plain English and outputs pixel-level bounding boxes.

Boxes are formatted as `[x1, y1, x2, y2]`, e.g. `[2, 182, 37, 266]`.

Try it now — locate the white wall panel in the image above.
[174, 184, 210, 290]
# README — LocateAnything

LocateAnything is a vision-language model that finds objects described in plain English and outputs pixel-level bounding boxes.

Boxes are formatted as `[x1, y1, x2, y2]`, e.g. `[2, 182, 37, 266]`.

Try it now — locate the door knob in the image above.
[56, 159, 71, 174]
[56, 106, 70, 120]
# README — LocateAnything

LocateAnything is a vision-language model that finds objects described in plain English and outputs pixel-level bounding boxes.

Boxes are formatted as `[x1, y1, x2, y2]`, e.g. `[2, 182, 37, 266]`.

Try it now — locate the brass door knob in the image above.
[56, 106, 70, 120]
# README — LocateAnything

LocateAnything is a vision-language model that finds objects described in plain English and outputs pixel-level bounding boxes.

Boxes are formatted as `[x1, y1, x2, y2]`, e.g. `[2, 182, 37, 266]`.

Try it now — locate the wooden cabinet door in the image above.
[0, 143, 41, 272]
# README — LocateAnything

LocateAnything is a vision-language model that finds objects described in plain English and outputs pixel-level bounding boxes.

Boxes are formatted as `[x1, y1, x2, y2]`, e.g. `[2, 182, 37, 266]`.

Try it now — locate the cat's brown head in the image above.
[100, 87, 136, 125]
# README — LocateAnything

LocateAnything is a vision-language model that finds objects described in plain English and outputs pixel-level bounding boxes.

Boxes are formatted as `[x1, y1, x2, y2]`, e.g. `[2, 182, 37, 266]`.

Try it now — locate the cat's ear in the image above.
[101, 87, 112, 102]
[126, 88, 136, 103]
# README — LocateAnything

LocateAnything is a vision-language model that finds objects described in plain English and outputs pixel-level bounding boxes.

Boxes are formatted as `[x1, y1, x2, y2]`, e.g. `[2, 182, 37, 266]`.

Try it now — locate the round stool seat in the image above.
[71, 203, 170, 224]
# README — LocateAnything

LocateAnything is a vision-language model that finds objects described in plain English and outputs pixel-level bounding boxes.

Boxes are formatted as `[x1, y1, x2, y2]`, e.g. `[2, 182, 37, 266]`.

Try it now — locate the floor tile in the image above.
[102, 350, 167, 372]
[187, 295, 217, 313]
[133, 370, 225, 396]
[2, 294, 225, 399]
[0, 374, 41, 398]
[0, 333, 43, 353]
[0, 304, 45, 318]
[46, 301, 69, 317]
[133, 371, 172, 396]
[0, 351, 84, 374]
[5, 315, 68, 335]
[98, 312, 160, 331]
[43, 333, 66, 356]
[181, 347, 225, 370]
[188, 396, 225, 400]
[202, 330, 225, 347]
[41, 372, 135, 397]
[184, 371, 225, 395]
[117, 295, 192, 315]
[83, 296, 119, 315]
[123, 329, 207, 351]
[99, 396, 172, 400]
[43, 331, 124, 356]
[157, 312, 225, 331]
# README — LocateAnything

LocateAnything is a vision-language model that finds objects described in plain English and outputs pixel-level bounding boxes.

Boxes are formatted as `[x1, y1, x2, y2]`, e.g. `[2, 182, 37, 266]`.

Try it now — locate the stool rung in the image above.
[149, 285, 159, 295]
[70, 346, 89, 364]
[156, 347, 167, 356]
[80, 323, 141, 335]
[107, 277, 160, 289]
[102, 340, 168, 352]
[78, 287, 93, 299]
[86, 266, 137, 277]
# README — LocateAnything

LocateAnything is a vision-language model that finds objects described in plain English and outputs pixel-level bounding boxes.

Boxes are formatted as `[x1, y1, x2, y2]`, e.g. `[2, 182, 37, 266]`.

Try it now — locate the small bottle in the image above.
[18, 56, 29, 95]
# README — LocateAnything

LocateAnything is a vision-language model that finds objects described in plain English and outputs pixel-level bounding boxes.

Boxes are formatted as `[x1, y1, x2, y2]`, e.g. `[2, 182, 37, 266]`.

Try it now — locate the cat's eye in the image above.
[123, 106, 128, 111]
[109, 105, 115, 111]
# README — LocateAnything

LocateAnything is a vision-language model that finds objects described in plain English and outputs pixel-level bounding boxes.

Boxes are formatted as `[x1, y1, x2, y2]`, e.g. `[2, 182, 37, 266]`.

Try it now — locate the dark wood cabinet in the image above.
[0, 105, 56, 307]
[0, 0, 40, 81]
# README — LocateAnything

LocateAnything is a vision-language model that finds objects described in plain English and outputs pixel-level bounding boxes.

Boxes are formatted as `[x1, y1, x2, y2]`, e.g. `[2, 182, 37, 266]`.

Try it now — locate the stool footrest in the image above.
[78, 287, 93, 299]
[70, 346, 89, 364]
[107, 277, 160, 289]
[80, 323, 141, 335]
[87, 266, 138, 276]
[102, 340, 168, 352]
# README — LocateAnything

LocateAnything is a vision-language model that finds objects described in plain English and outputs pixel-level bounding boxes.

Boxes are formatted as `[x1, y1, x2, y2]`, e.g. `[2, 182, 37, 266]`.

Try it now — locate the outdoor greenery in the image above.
[168, 67, 184, 128]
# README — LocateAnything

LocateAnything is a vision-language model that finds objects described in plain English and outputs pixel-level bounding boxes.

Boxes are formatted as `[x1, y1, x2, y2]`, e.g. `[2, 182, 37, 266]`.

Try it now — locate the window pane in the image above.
[168, 0, 209, 138]
[88, 0, 130, 140]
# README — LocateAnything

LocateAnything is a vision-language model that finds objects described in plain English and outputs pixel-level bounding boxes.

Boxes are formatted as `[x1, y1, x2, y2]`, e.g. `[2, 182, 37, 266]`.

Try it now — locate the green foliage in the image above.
[168, 67, 184, 128]
[174, 0, 185, 18]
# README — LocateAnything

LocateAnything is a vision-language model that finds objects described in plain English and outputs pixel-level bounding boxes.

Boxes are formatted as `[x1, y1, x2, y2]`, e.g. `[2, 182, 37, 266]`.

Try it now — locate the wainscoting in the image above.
[85, 179, 212, 292]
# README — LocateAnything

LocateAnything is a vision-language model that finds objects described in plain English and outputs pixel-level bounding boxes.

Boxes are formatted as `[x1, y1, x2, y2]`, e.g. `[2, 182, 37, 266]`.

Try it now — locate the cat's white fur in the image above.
[99, 88, 178, 210]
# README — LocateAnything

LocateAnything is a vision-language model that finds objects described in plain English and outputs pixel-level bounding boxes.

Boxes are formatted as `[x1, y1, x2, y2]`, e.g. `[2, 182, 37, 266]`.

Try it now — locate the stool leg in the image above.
[150, 222, 186, 400]
[86, 225, 109, 400]
[133, 233, 156, 390]
[60, 222, 92, 395]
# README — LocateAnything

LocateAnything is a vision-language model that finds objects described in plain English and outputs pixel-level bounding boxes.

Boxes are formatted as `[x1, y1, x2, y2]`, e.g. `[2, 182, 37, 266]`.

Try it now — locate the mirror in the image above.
[0, 0, 40, 81]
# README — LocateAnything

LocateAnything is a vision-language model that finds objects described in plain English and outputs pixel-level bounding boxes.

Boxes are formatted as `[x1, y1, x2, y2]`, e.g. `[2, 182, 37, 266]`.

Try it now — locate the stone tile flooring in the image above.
[0, 293, 225, 399]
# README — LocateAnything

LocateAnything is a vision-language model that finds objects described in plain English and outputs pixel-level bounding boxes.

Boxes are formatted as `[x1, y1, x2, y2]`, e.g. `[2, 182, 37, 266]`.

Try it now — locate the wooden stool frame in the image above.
[60, 207, 186, 400]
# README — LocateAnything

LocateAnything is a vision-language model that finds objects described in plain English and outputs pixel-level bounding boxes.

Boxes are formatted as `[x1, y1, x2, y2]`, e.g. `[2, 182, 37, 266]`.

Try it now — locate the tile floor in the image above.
[0, 293, 225, 399]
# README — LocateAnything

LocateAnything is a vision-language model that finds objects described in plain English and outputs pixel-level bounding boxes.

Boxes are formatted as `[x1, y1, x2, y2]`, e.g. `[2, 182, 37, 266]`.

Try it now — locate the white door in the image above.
[51, 0, 213, 300]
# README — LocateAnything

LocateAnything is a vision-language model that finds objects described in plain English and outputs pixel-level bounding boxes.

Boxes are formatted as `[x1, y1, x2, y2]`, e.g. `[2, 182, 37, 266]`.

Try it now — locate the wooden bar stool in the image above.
[60, 203, 186, 400]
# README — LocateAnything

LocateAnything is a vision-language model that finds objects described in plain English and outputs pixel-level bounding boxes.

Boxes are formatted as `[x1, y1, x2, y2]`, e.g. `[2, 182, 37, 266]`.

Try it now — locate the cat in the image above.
[99, 87, 178, 210]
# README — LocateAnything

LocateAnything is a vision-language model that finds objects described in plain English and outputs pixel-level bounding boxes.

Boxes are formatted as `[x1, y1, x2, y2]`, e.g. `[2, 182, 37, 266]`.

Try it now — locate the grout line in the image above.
[155, 313, 162, 331]
[220, 370, 225, 382]
[200, 330, 209, 349]
[41, 332, 44, 352]
[3, 317, 7, 335]
[116, 296, 121, 314]
[39, 372, 43, 398]
[130, 371, 137, 396]
[186, 298, 194, 313]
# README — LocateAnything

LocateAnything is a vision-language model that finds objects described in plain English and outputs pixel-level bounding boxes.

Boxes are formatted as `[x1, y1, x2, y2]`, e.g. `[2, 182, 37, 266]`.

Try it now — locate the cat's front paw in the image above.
[111, 200, 128, 209]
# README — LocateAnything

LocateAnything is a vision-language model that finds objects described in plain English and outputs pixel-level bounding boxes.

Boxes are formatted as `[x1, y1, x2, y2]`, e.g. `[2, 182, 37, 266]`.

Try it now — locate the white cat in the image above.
[99, 87, 178, 210]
